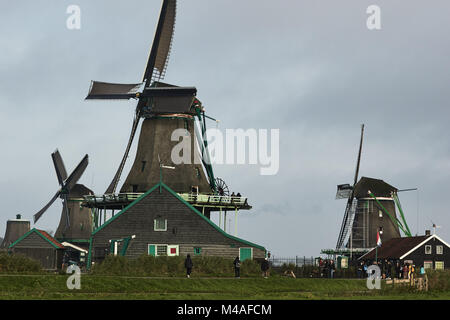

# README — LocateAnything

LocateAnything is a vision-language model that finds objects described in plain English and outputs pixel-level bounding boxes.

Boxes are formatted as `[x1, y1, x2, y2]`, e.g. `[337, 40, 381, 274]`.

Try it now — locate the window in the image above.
[425, 245, 432, 254]
[437, 245, 444, 255]
[132, 185, 138, 193]
[424, 261, 433, 270]
[157, 245, 168, 256]
[435, 261, 444, 270]
[168, 245, 179, 257]
[141, 161, 147, 172]
[148, 244, 168, 256]
[194, 247, 202, 256]
[154, 218, 167, 231]
[378, 210, 383, 218]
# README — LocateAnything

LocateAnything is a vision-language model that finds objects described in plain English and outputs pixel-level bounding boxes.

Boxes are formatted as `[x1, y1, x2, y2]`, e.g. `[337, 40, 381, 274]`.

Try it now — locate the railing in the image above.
[269, 256, 316, 267]
[84, 192, 248, 207]
[84, 193, 144, 205]
[178, 194, 248, 206]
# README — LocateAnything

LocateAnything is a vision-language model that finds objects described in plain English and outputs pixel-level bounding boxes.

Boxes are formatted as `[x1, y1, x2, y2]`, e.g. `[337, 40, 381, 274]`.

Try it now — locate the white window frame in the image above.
[148, 244, 169, 256]
[154, 218, 167, 232]
[156, 244, 168, 256]
[424, 261, 433, 270]
[425, 245, 432, 254]
[436, 245, 443, 255]
[167, 245, 179, 257]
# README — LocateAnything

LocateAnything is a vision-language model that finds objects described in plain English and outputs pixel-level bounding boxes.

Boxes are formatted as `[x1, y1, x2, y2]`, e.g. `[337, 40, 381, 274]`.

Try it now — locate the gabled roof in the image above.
[92, 182, 266, 252]
[9, 228, 65, 250]
[359, 234, 450, 260]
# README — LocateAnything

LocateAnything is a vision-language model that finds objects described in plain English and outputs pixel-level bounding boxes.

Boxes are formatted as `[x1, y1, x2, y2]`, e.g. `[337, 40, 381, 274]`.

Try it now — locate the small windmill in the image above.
[33, 150, 89, 236]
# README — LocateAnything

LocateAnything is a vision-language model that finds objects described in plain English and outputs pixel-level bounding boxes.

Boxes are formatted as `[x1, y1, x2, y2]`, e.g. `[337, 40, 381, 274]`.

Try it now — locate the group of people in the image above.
[357, 260, 426, 280]
[317, 258, 336, 278]
[183, 254, 270, 278]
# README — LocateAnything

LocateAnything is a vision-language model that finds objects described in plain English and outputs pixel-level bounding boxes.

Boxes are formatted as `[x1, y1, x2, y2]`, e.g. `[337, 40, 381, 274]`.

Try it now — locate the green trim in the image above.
[87, 237, 93, 270]
[92, 181, 266, 252]
[393, 194, 412, 237]
[9, 228, 62, 250]
[368, 192, 408, 236]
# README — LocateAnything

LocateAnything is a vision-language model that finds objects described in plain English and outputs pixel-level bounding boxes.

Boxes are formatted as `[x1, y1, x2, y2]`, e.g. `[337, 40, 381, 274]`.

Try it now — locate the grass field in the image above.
[0, 274, 449, 300]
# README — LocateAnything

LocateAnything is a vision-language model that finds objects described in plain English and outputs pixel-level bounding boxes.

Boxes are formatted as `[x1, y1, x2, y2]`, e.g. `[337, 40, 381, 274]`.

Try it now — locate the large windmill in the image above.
[83, 0, 251, 233]
[86, 0, 216, 196]
[334, 125, 412, 257]
[33, 150, 93, 243]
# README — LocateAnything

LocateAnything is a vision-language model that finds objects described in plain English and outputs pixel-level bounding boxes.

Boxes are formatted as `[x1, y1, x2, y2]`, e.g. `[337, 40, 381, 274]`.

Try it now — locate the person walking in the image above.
[261, 258, 270, 278]
[329, 260, 336, 279]
[233, 256, 241, 278]
[185, 254, 193, 278]
[357, 262, 363, 279]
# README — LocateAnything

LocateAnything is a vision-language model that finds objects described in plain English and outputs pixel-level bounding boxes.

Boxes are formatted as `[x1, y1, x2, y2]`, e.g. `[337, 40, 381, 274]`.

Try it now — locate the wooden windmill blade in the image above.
[33, 153, 89, 225]
[142, 0, 177, 84]
[51, 149, 68, 186]
[85, 81, 142, 100]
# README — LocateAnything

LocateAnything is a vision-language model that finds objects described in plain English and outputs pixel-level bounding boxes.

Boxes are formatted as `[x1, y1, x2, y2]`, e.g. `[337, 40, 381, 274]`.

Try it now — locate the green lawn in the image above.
[0, 275, 448, 300]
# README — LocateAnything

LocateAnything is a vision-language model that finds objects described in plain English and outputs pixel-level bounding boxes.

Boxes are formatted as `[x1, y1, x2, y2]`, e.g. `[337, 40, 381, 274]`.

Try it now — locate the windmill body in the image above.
[348, 177, 401, 249]
[120, 115, 211, 194]
[54, 184, 93, 244]
[0, 215, 30, 249]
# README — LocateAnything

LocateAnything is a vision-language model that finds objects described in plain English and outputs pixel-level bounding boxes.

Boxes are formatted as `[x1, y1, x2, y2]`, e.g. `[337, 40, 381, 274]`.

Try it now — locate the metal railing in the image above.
[179, 194, 248, 206]
[269, 256, 315, 267]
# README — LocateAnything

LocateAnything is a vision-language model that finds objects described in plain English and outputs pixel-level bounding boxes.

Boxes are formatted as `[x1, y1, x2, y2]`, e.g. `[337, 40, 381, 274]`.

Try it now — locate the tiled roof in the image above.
[36, 229, 65, 249]
[361, 236, 430, 260]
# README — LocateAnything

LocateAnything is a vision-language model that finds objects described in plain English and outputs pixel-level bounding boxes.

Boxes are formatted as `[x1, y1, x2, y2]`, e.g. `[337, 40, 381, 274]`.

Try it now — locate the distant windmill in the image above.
[334, 125, 411, 254]
[33, 150, 92, 241]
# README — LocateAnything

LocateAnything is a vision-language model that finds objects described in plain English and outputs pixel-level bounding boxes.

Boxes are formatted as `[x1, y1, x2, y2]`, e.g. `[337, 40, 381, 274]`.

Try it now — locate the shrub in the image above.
[427, 270, 450, 291]
[90, 255, 262, 277]
[0, 252, 42, 274]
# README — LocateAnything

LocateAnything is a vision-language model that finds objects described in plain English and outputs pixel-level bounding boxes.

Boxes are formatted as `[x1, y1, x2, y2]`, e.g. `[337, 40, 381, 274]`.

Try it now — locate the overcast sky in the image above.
[1, 0, 449, 257]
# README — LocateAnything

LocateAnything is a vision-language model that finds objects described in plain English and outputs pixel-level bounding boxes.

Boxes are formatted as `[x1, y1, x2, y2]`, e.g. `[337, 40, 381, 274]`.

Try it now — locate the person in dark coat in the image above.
[261, 258, 270, 278]
[233, 256, 241, 278]
[185, 254, 193, 278]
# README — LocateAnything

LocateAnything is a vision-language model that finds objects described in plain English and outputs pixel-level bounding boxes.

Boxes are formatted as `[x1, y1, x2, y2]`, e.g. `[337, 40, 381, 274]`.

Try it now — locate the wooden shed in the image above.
[8, 228, 65, 270]
[88, 182, 266, 266]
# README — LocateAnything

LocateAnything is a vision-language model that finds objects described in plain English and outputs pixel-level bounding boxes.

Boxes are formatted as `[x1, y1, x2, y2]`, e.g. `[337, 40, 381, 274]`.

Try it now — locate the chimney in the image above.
[425, 230, 431, 236]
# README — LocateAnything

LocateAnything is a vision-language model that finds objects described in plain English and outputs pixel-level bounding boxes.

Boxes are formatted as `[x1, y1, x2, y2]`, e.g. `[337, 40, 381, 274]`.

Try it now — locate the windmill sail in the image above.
[101, 0, 177, 194]
[335, 124, 364, 250]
